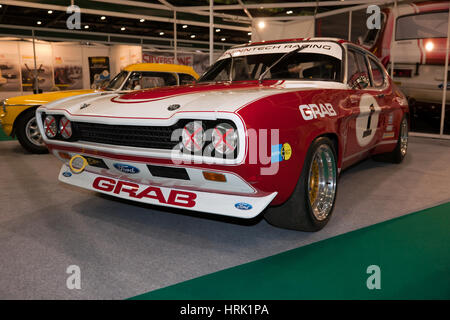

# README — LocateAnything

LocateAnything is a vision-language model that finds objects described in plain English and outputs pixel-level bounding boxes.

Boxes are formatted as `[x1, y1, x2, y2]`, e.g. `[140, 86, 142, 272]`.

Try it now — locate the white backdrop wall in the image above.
[0, 40, 142, 100]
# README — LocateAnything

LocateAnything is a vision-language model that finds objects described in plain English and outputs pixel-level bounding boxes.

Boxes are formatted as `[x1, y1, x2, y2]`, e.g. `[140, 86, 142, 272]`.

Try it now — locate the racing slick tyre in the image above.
[264, 137, 338, 232]
[373, 115, 408, 164]
[16, 108, 48, 154]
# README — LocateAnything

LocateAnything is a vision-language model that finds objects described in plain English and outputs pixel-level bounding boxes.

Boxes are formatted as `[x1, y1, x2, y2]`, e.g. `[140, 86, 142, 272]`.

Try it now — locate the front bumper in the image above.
[58, 164, 277, 219]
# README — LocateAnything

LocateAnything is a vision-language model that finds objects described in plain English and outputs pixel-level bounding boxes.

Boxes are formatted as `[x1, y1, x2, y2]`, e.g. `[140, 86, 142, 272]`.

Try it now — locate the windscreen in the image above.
[105, 70, 128, 91]
[199, 41, 342, 83]
[198, 52, 341, 82]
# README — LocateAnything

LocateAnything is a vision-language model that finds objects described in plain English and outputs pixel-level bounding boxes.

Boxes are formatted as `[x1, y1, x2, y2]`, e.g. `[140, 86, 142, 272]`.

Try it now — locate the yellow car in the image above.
[0, 63, 198, 153]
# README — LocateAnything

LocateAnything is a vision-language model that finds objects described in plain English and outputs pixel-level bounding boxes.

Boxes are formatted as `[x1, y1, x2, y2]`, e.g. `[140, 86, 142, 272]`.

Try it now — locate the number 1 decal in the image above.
[356, 95, 381, 147]
[363, 104, 376, 138]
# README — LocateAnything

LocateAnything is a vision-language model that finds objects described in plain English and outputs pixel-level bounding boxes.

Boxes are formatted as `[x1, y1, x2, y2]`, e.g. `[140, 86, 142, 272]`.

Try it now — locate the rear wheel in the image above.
[373, 115, 408, 163]
[264, 137, 338, 232]
[15, 108, 48, 154]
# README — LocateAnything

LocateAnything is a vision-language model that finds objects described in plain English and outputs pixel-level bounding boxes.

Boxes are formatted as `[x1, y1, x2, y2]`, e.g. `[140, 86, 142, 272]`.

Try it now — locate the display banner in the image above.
[88, 56, 110, 89]
[0, 42, 21, 92]
[142, 52, 193, 66]
[53, 45, 83, 90]
[142, 51, 210, 75]
[20, 42, 53, 92]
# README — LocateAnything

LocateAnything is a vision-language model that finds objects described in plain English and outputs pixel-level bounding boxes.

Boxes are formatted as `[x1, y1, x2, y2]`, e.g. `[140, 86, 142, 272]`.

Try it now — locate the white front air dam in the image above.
[58, 164, 277, 219]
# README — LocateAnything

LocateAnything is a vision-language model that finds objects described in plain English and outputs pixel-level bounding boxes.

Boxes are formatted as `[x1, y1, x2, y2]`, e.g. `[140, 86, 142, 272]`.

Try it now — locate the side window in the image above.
[123, 71, 177, 90]
[347, 51, 359, 86]
[368, 57, 385, 88]
[179, 73, 196, 85]
[347, 49, 371, 89]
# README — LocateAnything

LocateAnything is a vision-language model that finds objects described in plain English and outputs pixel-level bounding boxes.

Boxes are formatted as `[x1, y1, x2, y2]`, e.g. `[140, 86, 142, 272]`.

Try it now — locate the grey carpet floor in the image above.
[0, 137, 449, 299]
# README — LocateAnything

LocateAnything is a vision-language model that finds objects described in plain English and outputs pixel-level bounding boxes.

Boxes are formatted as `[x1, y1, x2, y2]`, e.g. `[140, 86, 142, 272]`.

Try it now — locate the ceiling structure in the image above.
[0, 0, 400, 52]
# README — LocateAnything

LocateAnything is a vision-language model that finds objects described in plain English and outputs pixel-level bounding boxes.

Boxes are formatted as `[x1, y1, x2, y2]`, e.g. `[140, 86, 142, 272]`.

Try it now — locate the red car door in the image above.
[343, 47, 384, 167]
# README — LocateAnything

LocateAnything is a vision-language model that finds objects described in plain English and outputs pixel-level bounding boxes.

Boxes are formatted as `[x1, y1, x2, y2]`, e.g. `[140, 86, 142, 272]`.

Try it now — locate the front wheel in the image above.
[15, 108, 48, 154]
[264, 137, 338, 232]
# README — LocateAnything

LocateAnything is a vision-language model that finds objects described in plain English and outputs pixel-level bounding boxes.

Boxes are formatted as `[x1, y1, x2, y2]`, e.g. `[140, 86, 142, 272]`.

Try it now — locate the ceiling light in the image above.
[84, 25, 89, 29]
[100, 16, 106, 20]
[140, 19, 145, 22]
[182, 25, 188, 28]
[258, 21, 266, 29]
[0, 5, 2, 8]
[221, 38, 226, 41]
[190, 34, 196, 39]
[121, 27, 126, 31]
[48, 10, 53, 14]
[37, 21, 42, 25]
[159, 32, 164, 36]
[215, 29, 221, 32]
[287, 10, 293, 14]
[248, 32, 252, 35]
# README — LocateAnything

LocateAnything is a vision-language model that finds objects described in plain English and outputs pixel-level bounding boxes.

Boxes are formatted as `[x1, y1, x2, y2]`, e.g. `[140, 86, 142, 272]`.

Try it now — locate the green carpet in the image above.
[0, 124, 13, 141]
[131, 202, 450, 300]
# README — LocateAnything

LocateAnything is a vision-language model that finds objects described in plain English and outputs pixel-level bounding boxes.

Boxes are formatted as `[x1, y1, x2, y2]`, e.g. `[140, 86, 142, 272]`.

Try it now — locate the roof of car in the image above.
[124, 63, 199, 79]
[233, 37, 349, 49]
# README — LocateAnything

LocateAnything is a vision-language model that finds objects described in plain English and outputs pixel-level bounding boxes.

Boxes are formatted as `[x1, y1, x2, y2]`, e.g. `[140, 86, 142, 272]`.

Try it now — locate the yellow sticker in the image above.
[69, 154, 88, 174]
[281, 143, 292, 161]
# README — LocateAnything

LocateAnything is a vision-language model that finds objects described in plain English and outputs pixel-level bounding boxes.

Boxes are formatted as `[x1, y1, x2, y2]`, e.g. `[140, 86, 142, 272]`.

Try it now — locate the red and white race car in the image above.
[37, 38, 409, 231]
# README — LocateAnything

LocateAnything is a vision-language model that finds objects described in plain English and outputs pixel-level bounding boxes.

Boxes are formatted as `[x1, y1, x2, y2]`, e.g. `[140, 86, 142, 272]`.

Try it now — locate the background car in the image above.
[36, 38, 409, 232]
[360, 1, 450, 106]
[0, 63, 198, 153]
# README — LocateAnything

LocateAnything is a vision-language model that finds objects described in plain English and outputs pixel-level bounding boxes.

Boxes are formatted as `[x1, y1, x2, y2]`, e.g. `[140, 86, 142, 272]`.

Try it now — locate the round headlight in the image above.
[44, 115, 57, 138]
[182, 121, 204, 152]
[212, 123, 238, 155]
[59, 116, 72, 139]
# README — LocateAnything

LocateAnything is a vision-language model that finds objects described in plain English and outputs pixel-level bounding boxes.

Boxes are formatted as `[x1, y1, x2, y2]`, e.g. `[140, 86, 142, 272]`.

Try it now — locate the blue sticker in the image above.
[62, 171, 72, 177]
[113, 163, 140, 174]
[271, 144, 283, 163]
[235, 202, 253, 210]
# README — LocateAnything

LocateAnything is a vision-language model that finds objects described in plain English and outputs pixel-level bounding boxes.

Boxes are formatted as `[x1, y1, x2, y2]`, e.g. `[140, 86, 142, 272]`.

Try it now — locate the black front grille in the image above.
[73, 122, 180, 150]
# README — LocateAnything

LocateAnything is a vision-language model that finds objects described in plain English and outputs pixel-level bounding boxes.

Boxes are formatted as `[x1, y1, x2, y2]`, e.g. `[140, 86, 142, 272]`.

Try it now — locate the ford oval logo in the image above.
[62, 171, 72, 178]
[235, 202, 253, 210]
[113, 163, 140, 174]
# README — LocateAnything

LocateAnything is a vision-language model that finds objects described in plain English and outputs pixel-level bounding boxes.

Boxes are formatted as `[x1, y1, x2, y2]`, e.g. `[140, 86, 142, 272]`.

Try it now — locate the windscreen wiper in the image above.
[258, 45, 308, 83]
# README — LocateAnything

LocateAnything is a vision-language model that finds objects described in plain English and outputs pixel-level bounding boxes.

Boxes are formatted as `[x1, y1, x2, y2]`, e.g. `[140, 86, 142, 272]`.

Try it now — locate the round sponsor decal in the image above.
[62, 171, 72, 178]
[113, 163, 140, 174]
[235, 202, 253, 210]
[281, 143, 292, 161]
[355, 94, 381, 147]
[69, 155, 88, 174]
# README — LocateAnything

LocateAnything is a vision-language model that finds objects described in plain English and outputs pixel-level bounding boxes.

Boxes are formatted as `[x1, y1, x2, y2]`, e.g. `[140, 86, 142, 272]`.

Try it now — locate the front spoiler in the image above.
[58, 164, 277, 219]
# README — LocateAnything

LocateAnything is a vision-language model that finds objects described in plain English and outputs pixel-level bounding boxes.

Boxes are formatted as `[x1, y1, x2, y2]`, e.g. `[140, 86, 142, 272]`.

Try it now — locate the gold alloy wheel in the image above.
[307, 144, 337, 221]
[309, 160, 320, 204]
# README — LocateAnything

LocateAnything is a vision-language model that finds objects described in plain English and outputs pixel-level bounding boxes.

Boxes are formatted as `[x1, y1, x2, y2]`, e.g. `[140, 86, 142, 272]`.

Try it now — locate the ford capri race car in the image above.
[37, 38, 409, 231]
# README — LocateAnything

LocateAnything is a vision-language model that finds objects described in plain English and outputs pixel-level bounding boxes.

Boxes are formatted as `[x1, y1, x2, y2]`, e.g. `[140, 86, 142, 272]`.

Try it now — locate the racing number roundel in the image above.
[355, 94, 381, 147]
